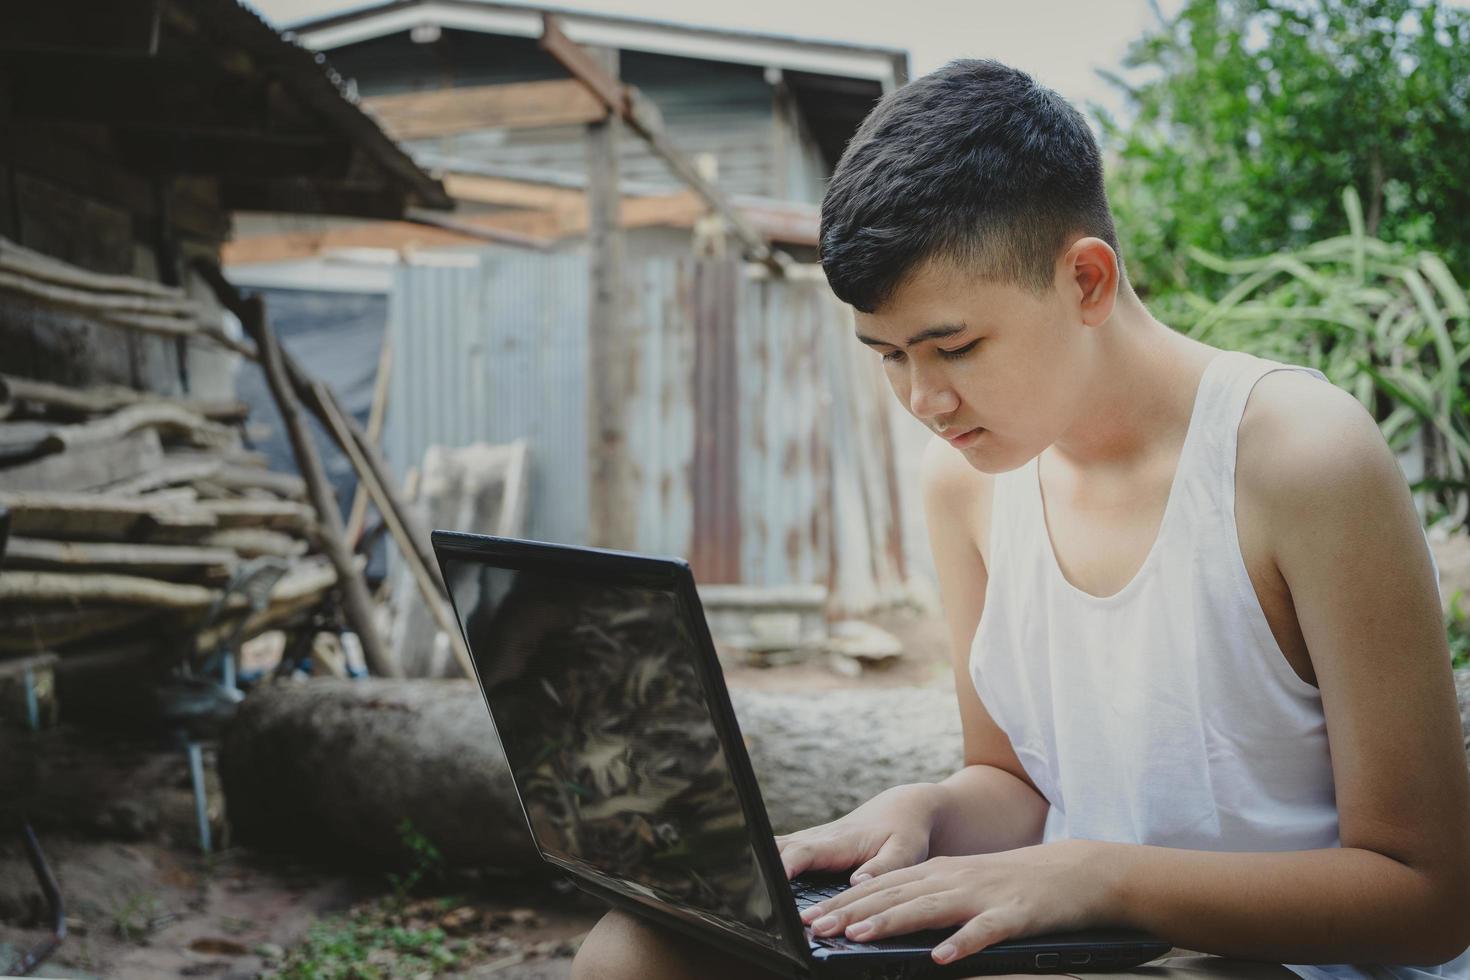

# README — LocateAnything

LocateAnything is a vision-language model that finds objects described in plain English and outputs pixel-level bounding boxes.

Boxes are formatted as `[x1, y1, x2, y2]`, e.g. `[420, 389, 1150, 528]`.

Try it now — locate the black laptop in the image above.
[432, 531, 1171, 978]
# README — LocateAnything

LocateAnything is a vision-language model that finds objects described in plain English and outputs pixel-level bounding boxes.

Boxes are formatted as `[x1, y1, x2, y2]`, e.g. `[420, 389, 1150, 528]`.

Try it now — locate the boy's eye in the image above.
[880, 349, 906, 364]
[938, 340, 979, 360]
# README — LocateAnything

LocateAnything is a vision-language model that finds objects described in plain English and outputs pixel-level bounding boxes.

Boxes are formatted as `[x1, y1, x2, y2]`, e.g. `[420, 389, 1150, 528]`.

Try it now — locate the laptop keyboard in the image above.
[792, 877, 950, 952]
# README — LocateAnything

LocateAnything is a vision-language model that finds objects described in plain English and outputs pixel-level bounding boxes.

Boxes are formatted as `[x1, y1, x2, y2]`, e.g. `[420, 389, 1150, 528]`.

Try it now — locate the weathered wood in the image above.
[237, 294, 398, 677]
[0, 605, 159, 653]
[0, 420, 56, 466]
[0, 490, 217, 539]
[538, 14, 789, 276]
[0, 429, 164, 493]
[43, 402, 235, 452]
[0, 570, 219, 609]
[0, 234, 184, 300]
[313, 381, 472, 679]
[104, 457, 223, 495]
[167, 446, 270, 470]
[191, 558, 336, 653]
[3, 537, 236, 581]
[346, 333, 392, 543]
[0, 372, 249, 422]
[209, 463, 307, 501]
[200, 527, 308, 560]
[584, 44, 637, 551]
[364, 79, 606, 140]
[197, 498, 315, 533]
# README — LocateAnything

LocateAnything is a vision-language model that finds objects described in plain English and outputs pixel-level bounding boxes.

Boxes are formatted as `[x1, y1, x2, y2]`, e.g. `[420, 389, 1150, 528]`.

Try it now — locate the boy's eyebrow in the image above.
[855, 324, 969, 348]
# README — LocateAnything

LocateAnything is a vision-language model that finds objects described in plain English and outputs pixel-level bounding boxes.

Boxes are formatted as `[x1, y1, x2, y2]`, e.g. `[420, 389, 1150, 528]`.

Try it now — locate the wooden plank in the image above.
[0, 490, 217, 539]
[0, 372, 248, 421]
[364, 80, 606, 140]
[102, 458, 222, 496]
[0, 428, 164, 493]
[200, 527, 307, 560]
[538, 14, 789, 276]
[197, 498, 315, 534]
[0, 570, 217, 608]
[3, 537, 236, 582]
[312, 381, 473, 679]
[346, 333, 392, 544]
[442, 172, 586, 212]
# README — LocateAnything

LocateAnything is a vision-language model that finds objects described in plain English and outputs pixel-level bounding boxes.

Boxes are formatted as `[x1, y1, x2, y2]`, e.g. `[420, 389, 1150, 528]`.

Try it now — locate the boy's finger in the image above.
[851, 834, 924, 884]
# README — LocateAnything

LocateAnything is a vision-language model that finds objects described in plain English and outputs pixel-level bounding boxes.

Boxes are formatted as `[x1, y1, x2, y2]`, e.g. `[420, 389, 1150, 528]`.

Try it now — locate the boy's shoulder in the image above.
[1235, 367, 1391, 515]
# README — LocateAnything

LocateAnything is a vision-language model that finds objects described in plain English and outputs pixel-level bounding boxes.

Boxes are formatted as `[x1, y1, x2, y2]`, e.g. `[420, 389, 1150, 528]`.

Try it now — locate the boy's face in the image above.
[853, 256, 1094, 475]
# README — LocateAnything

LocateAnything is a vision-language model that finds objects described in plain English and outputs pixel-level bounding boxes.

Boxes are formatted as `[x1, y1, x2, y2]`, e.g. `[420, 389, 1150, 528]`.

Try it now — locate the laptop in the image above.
[431, 531, 1171, 978]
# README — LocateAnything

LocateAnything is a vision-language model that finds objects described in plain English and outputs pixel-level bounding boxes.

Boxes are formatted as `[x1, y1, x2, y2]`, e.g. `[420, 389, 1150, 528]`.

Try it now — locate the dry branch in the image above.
[0, 605, 159, 653]
[3, 537, 236, 581]
[43, 402, 236, 453]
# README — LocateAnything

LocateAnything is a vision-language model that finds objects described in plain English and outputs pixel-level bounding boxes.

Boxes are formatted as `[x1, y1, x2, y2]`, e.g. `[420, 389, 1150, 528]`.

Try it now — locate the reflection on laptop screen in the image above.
[441, 558, 787, 955]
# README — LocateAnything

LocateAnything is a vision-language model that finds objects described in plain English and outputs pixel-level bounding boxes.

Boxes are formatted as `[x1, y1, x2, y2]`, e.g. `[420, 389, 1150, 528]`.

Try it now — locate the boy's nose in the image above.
[908, 373, 960, 421]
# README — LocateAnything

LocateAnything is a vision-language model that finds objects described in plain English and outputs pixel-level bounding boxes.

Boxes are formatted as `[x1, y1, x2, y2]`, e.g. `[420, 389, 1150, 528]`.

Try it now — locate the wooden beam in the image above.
[538, 14, 790, 276]
[235, 294, 399, 677]
[311, 381, 474, 680]
[364, 80, 606, 140]
[442, 172, 587, 212]
[0, 373, 248, 422]
[584, 44, 638, 551]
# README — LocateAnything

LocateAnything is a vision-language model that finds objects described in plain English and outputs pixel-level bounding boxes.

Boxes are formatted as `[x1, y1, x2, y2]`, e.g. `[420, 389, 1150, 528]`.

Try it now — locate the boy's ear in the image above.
[1061, 237, 1119, 327]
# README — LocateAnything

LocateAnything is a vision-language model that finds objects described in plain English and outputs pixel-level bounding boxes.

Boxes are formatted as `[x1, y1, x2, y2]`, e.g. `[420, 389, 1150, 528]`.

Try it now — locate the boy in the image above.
[572, 60, 1470, 980]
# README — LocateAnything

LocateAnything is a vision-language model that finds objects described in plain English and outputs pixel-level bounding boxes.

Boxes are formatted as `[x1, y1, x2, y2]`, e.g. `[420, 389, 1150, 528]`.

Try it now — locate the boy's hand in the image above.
[775, 783, 950, 884]
[798, 840, 1113, 965]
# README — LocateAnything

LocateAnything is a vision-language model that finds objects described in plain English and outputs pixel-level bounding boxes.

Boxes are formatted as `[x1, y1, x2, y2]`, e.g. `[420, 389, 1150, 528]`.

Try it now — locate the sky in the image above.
[248, 0, 1180, 125]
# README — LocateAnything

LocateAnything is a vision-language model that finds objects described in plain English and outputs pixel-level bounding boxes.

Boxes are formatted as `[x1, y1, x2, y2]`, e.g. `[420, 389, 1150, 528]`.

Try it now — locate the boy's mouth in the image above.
[942, 426, 985, 447]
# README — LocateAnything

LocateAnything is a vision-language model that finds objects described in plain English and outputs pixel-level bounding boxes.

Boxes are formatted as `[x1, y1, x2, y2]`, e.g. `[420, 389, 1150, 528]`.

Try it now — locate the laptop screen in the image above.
[441, 556, 789, 956]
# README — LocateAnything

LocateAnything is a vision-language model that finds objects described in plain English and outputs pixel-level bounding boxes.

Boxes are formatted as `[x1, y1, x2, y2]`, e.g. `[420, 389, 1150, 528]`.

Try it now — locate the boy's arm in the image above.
[1097, 374, 1470, 964]
[920, 436, 1051, 857]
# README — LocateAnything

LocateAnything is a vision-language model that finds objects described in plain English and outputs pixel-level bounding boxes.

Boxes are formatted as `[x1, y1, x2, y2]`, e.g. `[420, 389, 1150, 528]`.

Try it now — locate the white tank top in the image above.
[968, 349, 1465, 980]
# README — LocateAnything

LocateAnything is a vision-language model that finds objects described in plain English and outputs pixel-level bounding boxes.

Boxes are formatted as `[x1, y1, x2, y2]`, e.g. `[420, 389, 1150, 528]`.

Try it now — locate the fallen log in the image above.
[219, 672, 1470, 871]
[219, 679, 963, 869]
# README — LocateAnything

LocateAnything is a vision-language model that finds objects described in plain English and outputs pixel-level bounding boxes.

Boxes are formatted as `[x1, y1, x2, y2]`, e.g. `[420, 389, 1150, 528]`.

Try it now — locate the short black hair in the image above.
[820, 59, 1122, 313]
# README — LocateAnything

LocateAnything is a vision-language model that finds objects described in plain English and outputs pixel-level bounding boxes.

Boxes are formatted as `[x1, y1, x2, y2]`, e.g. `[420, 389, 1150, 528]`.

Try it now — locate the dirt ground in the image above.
[0, 835, 603, 979]
[0, 608, 953, 979]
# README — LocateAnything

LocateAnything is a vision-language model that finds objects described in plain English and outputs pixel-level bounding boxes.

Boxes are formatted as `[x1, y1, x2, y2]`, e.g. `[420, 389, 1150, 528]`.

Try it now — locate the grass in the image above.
[266, 902, 464, 980]
[1448, 591, 1470, 670]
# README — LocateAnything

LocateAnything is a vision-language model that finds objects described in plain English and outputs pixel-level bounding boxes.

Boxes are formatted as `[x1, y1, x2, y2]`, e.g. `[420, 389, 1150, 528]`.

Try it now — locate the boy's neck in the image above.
[1046, 291, 1216, 482]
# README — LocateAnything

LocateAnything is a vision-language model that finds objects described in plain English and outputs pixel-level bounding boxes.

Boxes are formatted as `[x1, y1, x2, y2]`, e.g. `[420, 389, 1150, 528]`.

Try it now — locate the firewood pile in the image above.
[0, 256, 338, 693]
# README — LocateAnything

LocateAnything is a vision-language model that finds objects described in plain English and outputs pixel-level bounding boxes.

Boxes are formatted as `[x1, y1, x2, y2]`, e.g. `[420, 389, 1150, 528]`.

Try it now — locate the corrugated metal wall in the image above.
[386, 250, 907, 611]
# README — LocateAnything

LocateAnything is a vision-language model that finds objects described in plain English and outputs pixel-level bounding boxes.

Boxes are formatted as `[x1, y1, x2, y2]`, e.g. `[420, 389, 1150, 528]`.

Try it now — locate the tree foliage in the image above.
[1097, 0, 1470, 303]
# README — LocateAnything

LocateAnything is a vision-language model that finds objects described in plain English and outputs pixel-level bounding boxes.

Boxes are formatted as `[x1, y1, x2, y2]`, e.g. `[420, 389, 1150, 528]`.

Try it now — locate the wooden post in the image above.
[585, 45, 638, 551]
[310, 381, 474, 680]
[346, 333, 392, 545]
[237, 295, 399, 678]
